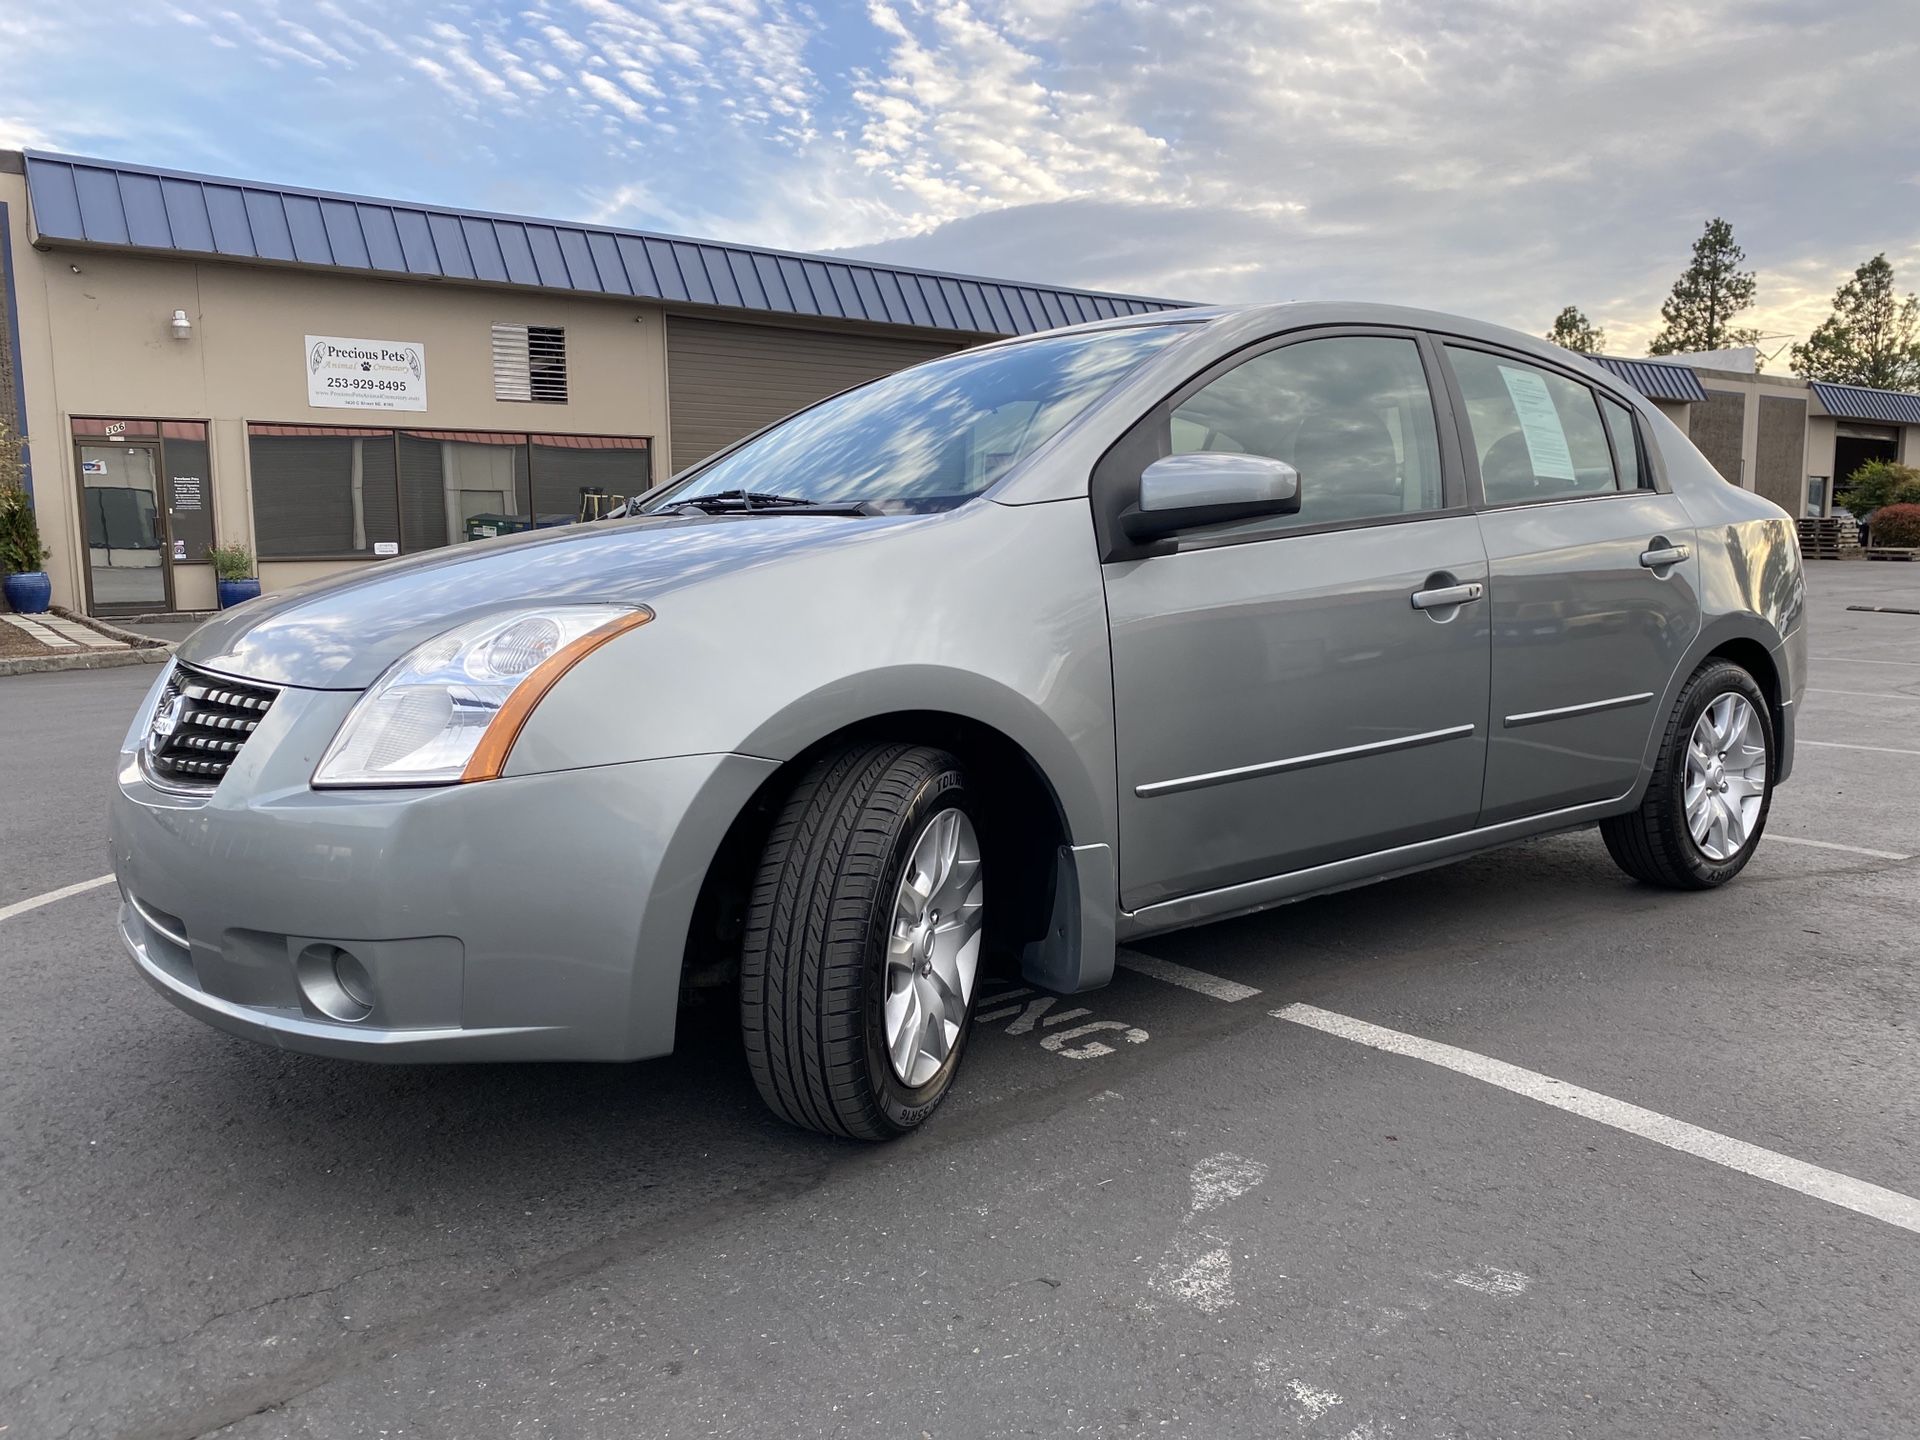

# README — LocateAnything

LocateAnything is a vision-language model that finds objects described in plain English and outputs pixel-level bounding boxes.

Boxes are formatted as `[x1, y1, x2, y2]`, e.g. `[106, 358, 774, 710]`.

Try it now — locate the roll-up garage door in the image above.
[665, 318, 963, 475]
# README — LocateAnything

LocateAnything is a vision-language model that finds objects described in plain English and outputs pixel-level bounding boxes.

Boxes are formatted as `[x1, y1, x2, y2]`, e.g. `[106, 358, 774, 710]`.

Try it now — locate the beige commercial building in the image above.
[1593, 353, 1920, 521]
[0, 150, 1176, 616]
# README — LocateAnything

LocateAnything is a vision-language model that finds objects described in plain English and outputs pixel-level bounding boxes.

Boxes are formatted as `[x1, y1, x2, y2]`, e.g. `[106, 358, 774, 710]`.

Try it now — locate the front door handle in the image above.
[1410, 581, 1484, 611]
[1639, 543, 1690, 569]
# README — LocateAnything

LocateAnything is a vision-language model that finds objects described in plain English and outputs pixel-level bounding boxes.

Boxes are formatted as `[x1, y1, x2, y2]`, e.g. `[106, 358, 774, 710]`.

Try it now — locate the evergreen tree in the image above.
[1649, 218, 1761, 355]
[1545, 305, 1605, 354]
[1790, 254, 1920, 391]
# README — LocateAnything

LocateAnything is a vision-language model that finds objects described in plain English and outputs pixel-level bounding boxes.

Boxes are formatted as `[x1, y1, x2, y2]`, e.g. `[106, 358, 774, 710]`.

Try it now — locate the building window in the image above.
[530, 434, 652, 518]
[248, 425, 401, 557]
[492, 324, 569, 403]
[249, 425, 649, 557]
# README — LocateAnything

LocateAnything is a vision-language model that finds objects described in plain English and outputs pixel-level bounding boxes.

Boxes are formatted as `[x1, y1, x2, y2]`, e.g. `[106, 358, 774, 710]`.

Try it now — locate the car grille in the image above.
[144, 662, 279, 789]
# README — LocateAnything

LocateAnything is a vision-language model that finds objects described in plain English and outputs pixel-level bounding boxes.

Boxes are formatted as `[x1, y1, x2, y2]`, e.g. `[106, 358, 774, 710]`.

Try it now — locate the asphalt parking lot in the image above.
[4, 565, 1919, 1440]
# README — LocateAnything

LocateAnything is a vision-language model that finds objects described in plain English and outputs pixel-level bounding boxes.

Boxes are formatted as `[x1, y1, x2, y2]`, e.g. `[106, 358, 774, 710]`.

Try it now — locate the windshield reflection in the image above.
[647, 325, 1183, 514]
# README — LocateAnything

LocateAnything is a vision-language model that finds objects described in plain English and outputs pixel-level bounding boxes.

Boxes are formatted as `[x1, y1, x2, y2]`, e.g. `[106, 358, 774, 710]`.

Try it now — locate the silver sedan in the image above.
[111, 302, 1805, 1138]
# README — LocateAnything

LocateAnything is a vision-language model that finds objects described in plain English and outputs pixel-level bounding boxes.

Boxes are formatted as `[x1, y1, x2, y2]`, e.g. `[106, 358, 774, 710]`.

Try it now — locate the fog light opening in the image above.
[295, 943, 375, 1023]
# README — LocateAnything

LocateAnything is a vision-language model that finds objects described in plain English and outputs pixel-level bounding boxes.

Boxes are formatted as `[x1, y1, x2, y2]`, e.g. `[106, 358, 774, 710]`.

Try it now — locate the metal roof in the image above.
[1588, 355, 1709, 404]
[20, 150, 1188, 337]
[1809, 380, 1920, 426]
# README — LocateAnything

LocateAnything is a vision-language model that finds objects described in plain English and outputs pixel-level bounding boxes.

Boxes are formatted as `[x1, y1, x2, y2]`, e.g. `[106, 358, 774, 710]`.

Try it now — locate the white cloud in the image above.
[0, 116, 52, 151]
[7, 0, 1918, 358]
[580, 71, 650, 121]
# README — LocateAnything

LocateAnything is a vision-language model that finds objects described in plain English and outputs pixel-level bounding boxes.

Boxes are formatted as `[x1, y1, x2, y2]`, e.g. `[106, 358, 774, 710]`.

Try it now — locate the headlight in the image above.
[312, 605, 651, 788]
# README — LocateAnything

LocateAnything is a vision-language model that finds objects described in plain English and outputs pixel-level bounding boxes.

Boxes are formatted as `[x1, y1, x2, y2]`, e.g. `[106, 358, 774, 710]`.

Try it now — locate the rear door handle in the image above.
[1639, 544, 1690, 569]
[1410, 582, 1484, 611]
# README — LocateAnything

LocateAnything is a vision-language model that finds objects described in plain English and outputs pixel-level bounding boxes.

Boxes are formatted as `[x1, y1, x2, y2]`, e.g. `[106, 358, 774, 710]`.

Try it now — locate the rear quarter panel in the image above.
[1637, 404, 1806, 784]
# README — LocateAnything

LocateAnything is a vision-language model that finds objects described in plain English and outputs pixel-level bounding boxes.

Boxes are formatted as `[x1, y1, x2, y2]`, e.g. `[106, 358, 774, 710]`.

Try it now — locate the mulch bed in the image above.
[0, 622, 52, 659]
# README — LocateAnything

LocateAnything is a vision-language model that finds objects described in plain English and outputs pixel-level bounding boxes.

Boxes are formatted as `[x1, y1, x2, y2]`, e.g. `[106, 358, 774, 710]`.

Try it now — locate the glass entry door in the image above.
[79, 441, 171, 613]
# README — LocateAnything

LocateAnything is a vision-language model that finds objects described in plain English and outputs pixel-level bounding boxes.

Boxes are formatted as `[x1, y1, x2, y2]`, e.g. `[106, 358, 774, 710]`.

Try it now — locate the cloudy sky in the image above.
[2, 0, 1915, 356]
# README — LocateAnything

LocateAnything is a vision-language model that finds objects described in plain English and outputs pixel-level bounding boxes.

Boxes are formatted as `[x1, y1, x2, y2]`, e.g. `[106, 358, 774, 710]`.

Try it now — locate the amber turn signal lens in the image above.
[460, 609, 652, 782]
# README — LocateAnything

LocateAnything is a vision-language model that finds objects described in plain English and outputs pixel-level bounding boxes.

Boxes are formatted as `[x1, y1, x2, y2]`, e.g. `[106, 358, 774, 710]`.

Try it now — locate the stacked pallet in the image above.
[1798, 516, 1860, 560]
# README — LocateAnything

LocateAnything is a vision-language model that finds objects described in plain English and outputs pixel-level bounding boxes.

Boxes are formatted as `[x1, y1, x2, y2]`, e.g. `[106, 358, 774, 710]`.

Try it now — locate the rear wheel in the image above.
[1601, 659, 1774, 889]
[740, 743, 985, 1139]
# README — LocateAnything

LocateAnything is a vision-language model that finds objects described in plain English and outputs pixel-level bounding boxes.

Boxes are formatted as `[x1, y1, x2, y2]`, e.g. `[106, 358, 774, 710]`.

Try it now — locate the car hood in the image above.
[177, 513, 904, 688]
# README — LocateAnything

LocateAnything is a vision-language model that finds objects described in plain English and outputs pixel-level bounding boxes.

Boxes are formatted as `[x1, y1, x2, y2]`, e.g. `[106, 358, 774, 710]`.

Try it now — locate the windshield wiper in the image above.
[667, 489, 878, 517]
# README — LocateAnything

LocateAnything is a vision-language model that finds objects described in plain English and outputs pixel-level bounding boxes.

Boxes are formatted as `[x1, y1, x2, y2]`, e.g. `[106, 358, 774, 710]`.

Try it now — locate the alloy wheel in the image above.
[883, 808, 984, 1087]
[1684, 693, 1768, 862]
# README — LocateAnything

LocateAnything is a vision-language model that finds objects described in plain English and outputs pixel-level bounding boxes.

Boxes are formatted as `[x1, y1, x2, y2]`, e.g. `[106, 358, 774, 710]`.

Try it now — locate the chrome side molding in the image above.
[1503, 692, 1654, 728]
[1136, 723, 1476, 798]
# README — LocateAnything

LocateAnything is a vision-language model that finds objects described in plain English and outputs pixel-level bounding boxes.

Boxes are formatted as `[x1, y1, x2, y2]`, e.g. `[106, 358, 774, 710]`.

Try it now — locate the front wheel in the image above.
[1601, 659, 1774, 889]
[740, 743, 986, 1139]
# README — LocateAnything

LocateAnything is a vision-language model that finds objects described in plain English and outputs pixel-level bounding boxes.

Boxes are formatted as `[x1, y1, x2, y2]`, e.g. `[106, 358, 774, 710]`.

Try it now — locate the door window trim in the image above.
[70, 416, 215, 616]
[1090, 325, 1471, 562]
[1430, 338, 1666, 512]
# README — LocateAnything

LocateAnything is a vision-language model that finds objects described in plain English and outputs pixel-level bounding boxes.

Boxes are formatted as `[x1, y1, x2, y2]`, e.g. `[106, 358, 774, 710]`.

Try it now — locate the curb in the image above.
[115, 608, 219, 625]
[49, 606, 176, 649]
[1, 606, 176, 678]
[0, 646, 172, 678]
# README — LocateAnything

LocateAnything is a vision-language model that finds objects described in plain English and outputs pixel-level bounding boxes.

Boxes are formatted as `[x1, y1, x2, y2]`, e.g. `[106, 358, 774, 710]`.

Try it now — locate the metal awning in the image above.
[1588, 356, 1710, 404]
[22, 150, 1187, 338]
[1809, 381, 1920, 426]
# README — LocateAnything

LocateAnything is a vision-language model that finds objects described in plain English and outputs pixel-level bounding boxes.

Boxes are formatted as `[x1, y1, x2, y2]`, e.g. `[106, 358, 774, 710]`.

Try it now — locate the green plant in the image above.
[0, 485, 49, 577]
[1843, 459, 1920, 513]
[1866, 503, 1920, 548]
[207, 542, 255, 581]
[0, 419, 23, 494]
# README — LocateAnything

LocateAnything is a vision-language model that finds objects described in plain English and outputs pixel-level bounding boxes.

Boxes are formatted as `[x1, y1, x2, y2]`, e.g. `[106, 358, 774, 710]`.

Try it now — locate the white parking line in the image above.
[1118, 950, 1261, 1002]
[1806, 688, 1920, 701]
[1767, 835, 1911, 861]
[1821, 655, 1920, 667]
[0, 873, 116, 924]
[1801, 739, 1920, 758]
[1274, 1003, 1920, 1236]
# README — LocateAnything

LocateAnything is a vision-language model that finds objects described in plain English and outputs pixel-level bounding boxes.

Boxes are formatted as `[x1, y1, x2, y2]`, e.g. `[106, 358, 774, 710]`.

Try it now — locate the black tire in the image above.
[740, 743, 981, 1140]
[1601, 659, 1775, 889]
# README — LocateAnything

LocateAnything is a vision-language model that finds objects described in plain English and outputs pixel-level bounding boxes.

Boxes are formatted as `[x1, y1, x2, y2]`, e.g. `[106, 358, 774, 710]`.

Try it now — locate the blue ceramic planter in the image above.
[216, 577, 262, 609]
[3, 570, 52, 614]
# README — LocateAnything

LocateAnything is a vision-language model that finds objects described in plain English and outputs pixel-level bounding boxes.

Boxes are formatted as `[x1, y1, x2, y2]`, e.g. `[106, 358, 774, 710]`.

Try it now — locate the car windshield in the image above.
[645, 324, 1185, 514]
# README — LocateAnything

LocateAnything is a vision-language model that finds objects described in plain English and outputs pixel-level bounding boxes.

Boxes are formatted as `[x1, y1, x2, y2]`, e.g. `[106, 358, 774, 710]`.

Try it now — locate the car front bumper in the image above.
[111, 673, 777, 1062]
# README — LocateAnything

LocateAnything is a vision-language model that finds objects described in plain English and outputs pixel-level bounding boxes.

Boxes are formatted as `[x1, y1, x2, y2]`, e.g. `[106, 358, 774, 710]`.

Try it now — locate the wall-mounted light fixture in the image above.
[170, 309, 193, 342]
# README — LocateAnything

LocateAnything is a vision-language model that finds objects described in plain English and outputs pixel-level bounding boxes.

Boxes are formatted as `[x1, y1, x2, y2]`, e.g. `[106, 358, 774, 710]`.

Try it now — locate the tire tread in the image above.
[740, 743, 960, 1140]
[1600, 659, 1771, 890]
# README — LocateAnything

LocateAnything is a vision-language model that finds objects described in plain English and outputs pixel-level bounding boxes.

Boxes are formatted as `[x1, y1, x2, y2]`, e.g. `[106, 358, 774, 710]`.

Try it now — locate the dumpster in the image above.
[463, 513, 533, 542]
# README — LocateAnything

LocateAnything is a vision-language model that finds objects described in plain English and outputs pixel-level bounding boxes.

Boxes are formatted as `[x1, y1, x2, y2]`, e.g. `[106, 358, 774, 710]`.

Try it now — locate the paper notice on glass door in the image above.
[1498, 365, 1577, 481]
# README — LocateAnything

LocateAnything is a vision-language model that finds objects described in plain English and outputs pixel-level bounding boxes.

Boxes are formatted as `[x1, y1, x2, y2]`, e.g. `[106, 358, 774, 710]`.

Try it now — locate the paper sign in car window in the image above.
[1498, 366, 1577, 481]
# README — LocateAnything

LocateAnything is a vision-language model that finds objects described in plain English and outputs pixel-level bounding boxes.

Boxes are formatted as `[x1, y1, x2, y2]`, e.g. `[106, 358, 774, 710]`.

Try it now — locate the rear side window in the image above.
[1167, 335, 1445, 532]
[1600, 395, 1645, 488]
[1446, 347, 1619, 504]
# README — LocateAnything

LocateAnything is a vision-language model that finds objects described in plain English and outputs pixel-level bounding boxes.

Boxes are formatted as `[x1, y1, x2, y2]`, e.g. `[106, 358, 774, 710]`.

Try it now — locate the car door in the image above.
[1439, 342, 1700, 824]
[1097, 329, 1493, 912]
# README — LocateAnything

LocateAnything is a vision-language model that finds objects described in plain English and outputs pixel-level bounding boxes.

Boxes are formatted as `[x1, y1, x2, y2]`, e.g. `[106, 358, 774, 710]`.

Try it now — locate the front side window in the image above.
[1446, 348, 1620, 504]
[1165, 335, 1446, 531]
[646, 324, 1183, 514]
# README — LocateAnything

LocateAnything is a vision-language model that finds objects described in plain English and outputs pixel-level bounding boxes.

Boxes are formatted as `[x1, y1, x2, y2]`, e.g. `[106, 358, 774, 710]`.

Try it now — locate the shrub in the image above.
[0, 481, 48, 575]
[1867, 503, 1920, 548]
[1844, 459, 1920, 513]
[207, 542, 255, 581]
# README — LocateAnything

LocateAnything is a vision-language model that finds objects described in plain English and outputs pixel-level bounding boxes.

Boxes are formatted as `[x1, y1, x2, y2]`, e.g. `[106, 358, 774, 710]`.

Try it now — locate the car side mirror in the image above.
[1121, 453, 1302, 544]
